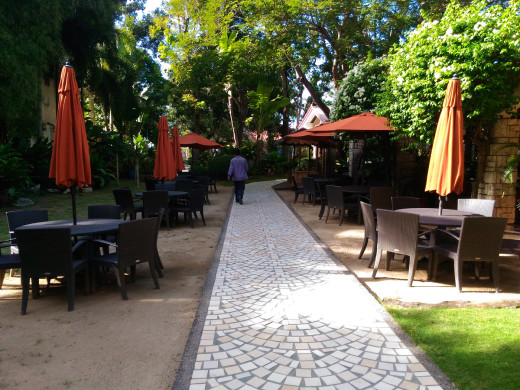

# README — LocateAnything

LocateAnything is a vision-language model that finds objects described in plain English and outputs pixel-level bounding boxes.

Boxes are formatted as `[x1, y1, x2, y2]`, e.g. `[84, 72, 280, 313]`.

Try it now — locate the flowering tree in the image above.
[331, 57, 387, 121]
[379, 0, 520, 151]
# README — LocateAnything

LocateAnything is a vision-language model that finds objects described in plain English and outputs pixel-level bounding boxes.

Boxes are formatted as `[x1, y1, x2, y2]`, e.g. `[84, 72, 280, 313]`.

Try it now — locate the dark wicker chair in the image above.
[359, 202, 377, 268]
[209, 172, 218, 193]
[325, 185, 358, 226]
[302, 177, 318, 205]
[317, 182, 328, 220]
[291, 176, 304, 204]
[7, 210, 49, 252]
[391, 196, 420, 210]
[371, 209, 433, 287]
[88, 204, 121, 220]
[457, 198, 495, 217]
[90, 218, 160, 300]
[175, 179, 193, 193]
[0, 240, 20, 289]
[432, 217, 506, 293]
[153, 209, 165, 277]
[369, 186, 393, 212]
[143, 191, 171, 229]
[113, 189, 143, 220]
[16, 227, 89, 313]
[174, 188, 206, 228]
[195, 176, 211, 204]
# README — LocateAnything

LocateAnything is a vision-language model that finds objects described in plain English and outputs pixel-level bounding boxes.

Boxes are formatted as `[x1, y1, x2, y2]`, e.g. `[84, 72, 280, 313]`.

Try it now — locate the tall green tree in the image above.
[378, 0, 520, 185]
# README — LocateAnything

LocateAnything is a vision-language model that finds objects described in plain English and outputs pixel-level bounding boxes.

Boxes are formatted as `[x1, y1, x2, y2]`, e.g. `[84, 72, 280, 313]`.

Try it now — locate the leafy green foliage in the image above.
[379, 0, 520, 149]
[0, 144, 33, 197]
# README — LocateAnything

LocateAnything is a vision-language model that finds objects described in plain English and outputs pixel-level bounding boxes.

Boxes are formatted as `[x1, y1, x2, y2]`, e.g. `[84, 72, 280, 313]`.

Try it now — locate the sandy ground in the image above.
[0, 185, 232, 390]
[1, 181, 519, 390]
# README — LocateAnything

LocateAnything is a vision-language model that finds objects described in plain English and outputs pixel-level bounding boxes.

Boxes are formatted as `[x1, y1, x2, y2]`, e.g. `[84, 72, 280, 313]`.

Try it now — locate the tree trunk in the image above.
[225, 83, 239, 147]
[293, 65, 330, 118]
[280, 68, 291, 159]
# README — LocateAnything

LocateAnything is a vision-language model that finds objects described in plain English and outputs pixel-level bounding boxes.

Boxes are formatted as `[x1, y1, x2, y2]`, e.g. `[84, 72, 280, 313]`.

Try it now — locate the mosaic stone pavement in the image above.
[187, 181, 445, 390]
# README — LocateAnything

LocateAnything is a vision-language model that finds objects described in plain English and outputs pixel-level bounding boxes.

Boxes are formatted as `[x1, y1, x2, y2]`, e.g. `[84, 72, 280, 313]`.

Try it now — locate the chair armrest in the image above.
[0, 238, 15, 247]
[89, 239, 118, 249]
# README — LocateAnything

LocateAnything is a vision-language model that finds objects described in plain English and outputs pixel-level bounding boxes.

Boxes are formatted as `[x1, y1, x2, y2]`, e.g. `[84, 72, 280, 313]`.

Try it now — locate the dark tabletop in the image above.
[16, 219, 126, 236]
[399, 208, 480, 227]
[135, 191, 188, 198]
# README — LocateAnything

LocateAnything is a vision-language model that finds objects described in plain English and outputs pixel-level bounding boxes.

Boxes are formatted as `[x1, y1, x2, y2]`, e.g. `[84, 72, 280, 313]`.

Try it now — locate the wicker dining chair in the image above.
[359, 202, 377, 268]
[371, 209, 433, 287]
[391, 196, 421, 210]
[432, 217, 506, 293]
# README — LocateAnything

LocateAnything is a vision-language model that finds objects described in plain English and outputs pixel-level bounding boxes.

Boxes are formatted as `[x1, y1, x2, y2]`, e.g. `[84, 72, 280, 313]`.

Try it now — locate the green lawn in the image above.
[387, 306, 520, 390]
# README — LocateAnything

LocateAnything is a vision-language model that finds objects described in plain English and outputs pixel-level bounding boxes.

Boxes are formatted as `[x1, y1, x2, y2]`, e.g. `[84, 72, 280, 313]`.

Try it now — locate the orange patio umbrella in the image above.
[153, 116, 176, 181]
[49, 63, 91, 224]
[283, 128, 336, 145]
[425, 75, 464, 214]
[179, 132, 223, 150]
[171, 126, 185, 174]
[309, 112, 394, 133]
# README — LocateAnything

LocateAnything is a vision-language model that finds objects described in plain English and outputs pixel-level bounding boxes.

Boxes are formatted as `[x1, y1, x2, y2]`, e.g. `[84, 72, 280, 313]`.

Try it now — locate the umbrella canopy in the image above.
[283, 128, 336, 145]
[171, 126, 185, 174]
[179, 132, 223, 150]
[153, 116, 176, 180]
[49, 63, 91, 224]
[425, 76, 464, 206]
[309, 112, 394, 133]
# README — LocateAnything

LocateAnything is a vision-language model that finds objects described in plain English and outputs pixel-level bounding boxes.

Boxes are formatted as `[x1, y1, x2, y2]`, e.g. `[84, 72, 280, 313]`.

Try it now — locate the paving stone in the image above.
[185, 181, 444, 389]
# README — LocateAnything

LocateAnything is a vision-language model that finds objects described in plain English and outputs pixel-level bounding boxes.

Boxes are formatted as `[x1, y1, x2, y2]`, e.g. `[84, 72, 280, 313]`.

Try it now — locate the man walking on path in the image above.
[228, 148, 248, 204]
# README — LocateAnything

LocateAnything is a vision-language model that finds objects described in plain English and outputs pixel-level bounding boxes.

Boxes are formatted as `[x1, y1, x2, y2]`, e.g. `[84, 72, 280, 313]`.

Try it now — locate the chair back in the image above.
[162, 181, 176, 191]
[291, 176, 299, 189]
[88, 204, 121, 219]
[188, 188, 205, 211]
[326, 185, 344, 209]
[391, 196, 420, 210]
[143, 191, 169, 218]
[7, 210, 48, 240]
[145, 178, 157, 191]
[457, 198, 495, 217]
[376, 209, 419, 257]
[195, 176, 210, 187]
[317, 182, 328, 202]
[175, 179, 193, 192]
[117, 218, 157, 268]
[370, 186, 393, 211]
[302, 177, 316, 195]
[457, 217, 506, 261]
[113, 189, 136, 213]
[16, 228, 73, 275]
[360, 202, 376, 241]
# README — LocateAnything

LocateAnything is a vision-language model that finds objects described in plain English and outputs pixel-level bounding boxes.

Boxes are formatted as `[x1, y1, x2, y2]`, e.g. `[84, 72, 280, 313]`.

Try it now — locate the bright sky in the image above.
[144, 0, 163, 13]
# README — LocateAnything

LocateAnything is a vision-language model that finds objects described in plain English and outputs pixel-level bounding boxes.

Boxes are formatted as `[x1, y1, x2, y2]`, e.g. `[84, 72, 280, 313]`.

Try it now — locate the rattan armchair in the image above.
[371, 209, 433, 287]
[359, 202, 377, 268]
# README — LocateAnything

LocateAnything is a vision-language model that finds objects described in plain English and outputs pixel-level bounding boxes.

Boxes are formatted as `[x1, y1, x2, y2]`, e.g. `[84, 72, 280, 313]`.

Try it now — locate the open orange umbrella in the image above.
[179, 132, 223, 150]
[171, 126, 185, 174]
[309, 112, 394, 133]
[283, 128, 336, 145]
[49, 63, 91, 224]
[153, 116, 176, 181]
[425, 75, 464, 213]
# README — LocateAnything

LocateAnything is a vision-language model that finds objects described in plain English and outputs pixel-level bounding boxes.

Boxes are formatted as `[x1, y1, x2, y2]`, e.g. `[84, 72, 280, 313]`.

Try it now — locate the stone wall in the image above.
[478, 116, 520, 223]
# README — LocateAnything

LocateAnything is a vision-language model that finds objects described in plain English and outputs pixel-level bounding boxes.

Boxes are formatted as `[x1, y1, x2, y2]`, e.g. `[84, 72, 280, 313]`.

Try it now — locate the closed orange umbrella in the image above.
[153, 116, 176, 180]
[49, 63, 91, 224]
[425, 76, 464, 213]
[171, 126, 185, 174]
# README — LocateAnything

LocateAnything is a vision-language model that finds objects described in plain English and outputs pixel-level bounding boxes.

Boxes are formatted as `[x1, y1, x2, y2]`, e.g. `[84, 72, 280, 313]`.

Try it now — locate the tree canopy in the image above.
[379, 0, 520, 149]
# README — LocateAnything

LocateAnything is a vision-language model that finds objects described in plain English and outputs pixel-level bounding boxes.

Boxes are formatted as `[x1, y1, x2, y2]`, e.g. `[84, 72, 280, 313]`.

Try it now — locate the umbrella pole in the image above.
[71, 186, 77, 225]
[438, 195, 445, 215]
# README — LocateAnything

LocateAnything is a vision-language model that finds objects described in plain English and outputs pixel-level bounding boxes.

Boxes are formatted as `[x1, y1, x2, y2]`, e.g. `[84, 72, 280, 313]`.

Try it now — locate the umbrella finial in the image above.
[452, 74, 459, 80]
[64, 61, 72, 68]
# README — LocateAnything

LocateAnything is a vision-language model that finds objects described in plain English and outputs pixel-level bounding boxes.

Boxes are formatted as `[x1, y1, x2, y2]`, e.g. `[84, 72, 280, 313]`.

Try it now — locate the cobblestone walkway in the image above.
[180, 181, 450, 390]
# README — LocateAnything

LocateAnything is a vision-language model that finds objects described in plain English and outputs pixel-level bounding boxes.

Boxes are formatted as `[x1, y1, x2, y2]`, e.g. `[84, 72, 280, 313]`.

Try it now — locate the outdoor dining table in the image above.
[16, 218, 126, 237]
[398, 207, 480, 227]
[134, 191, 188, 200]
[342, 185, 370, 195]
